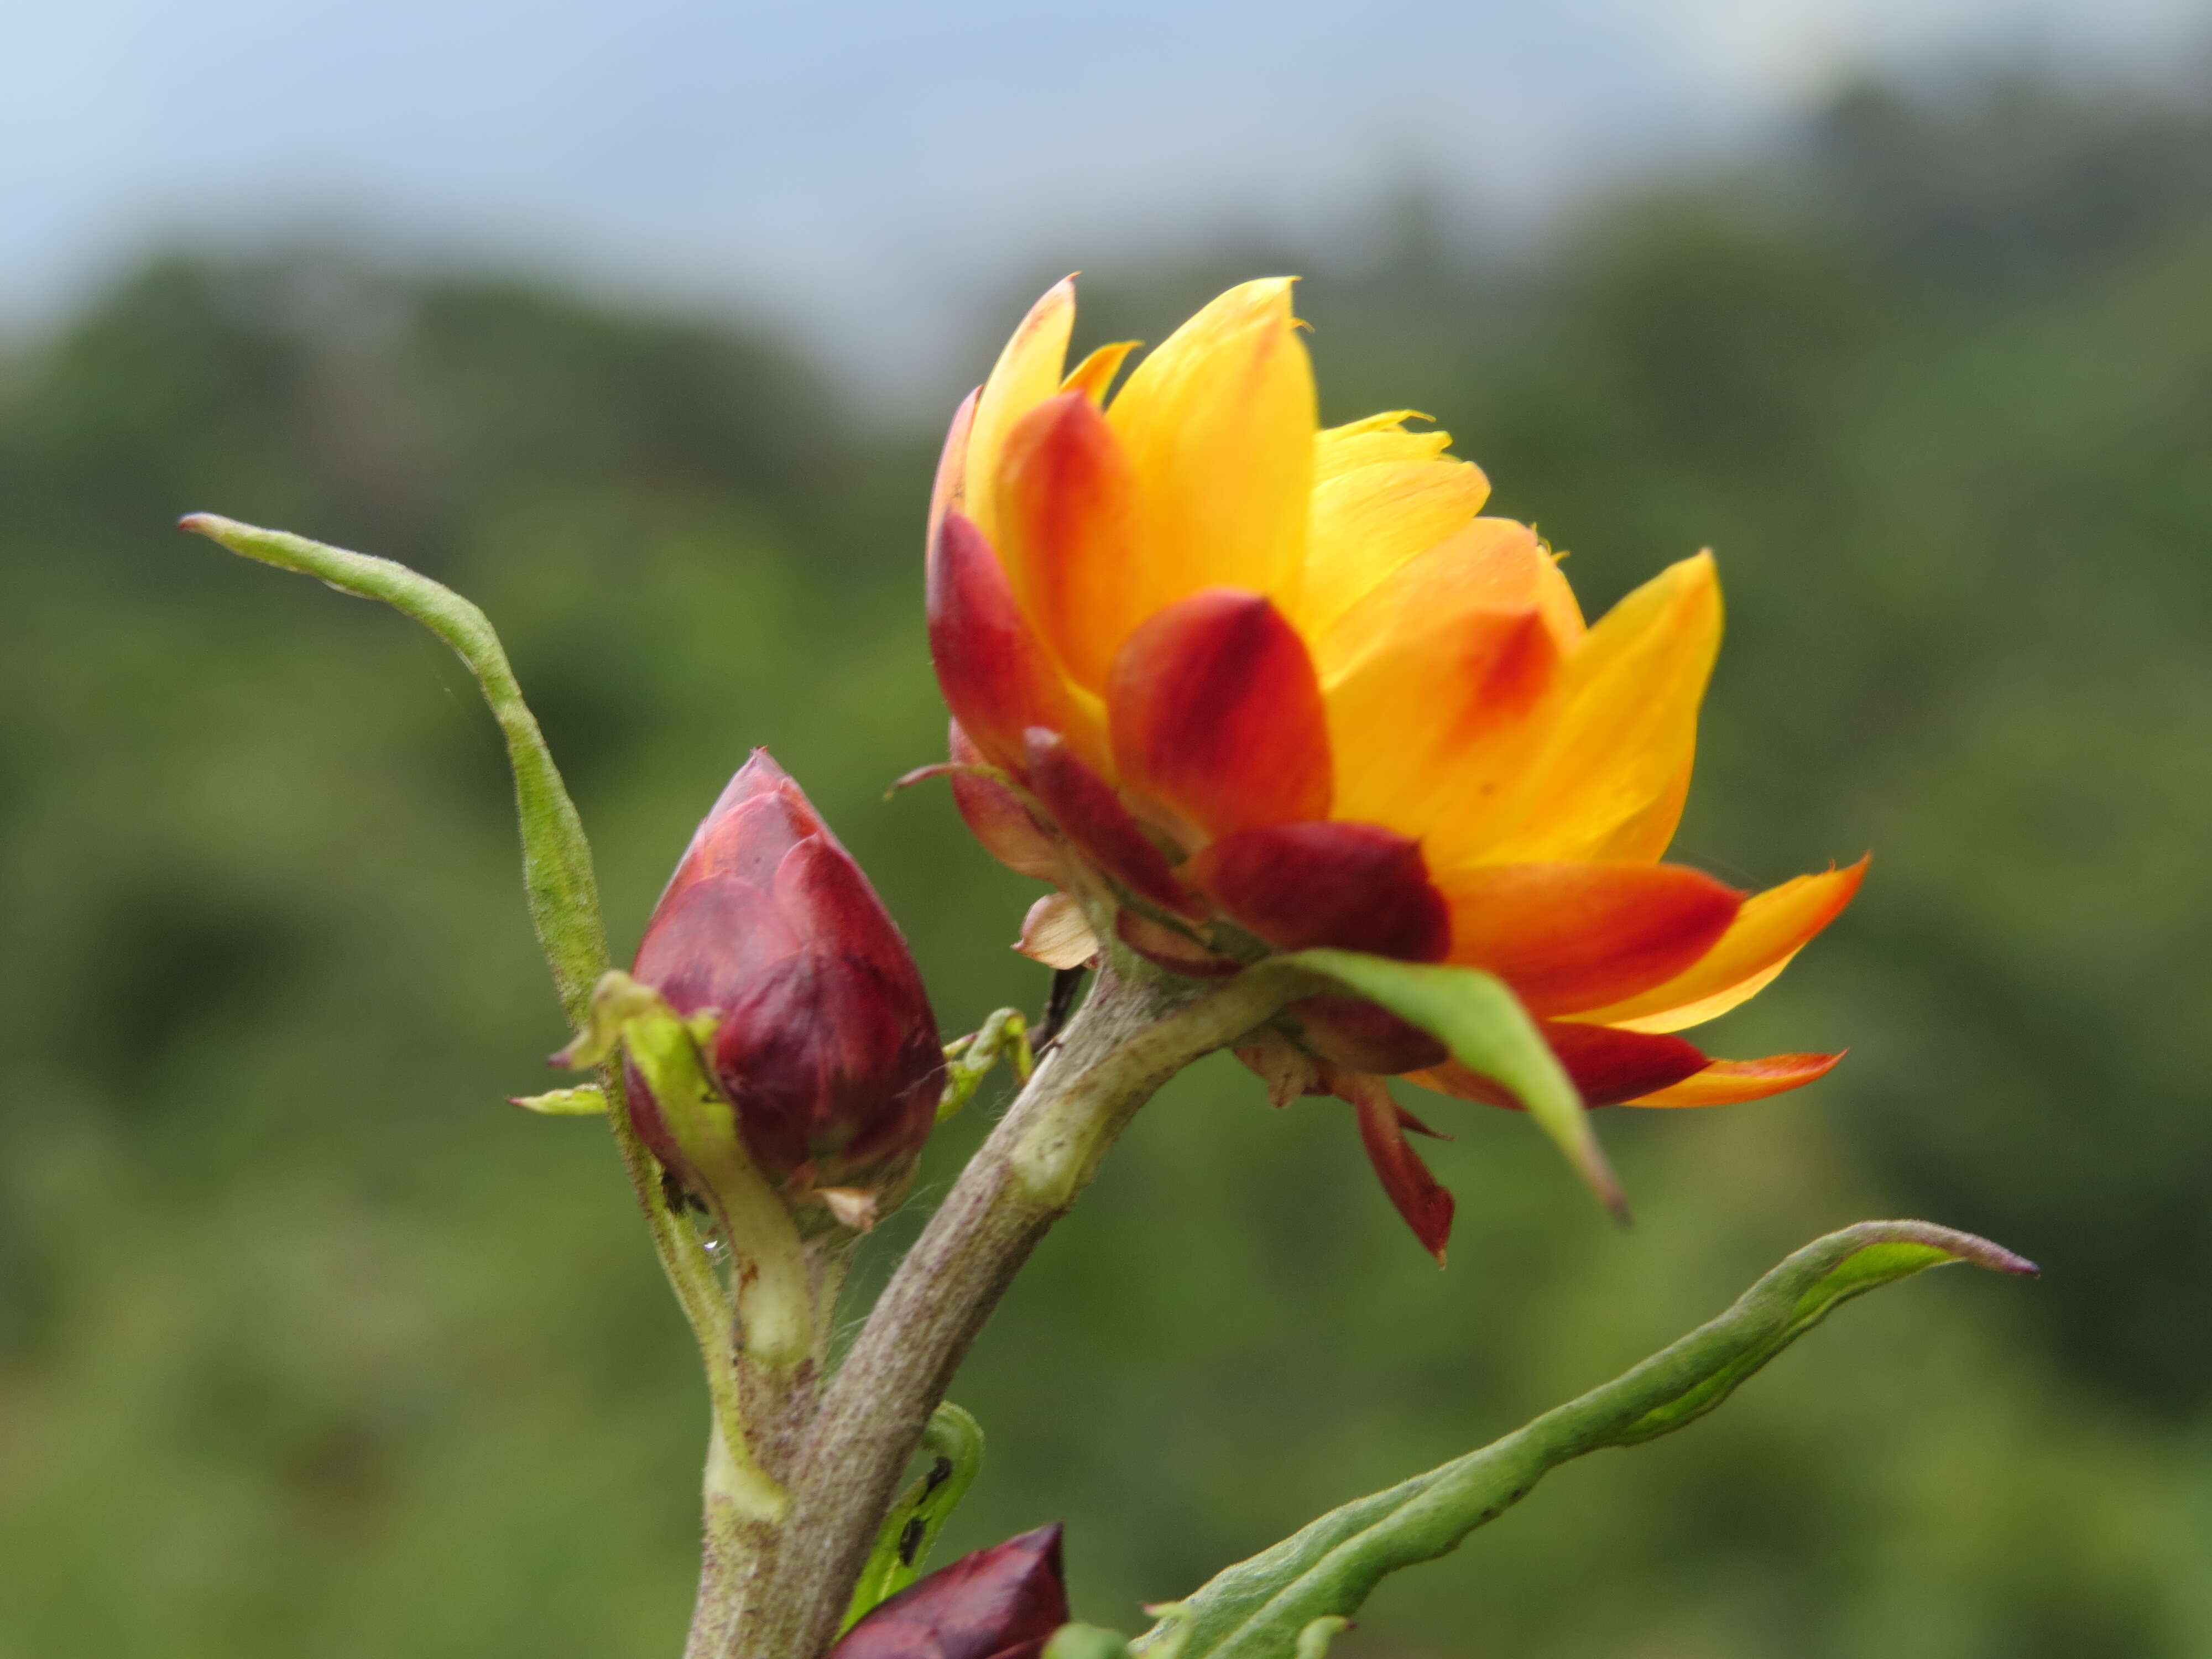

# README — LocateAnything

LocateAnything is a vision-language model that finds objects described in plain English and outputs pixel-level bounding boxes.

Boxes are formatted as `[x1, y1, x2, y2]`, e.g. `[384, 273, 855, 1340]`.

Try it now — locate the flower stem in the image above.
[723, 957, 1322, 1659]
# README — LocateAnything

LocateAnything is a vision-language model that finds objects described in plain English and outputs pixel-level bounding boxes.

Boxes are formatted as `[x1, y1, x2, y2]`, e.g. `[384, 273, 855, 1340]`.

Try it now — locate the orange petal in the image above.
[1412, 1020, 1708, 1109]
[1333, 1066, 1454, 1264]
[993, 392, 1146, 691]
[1104, 278, 1316, 620]
[946, 721, 1064, 883]
[964, 278, 1076, 546]
[927, 512, 1099, 773]
[1316, 519, 1584, 834]
[927, 388, 978, 547]
[1107, 589, 1332, 844]
[1062, 340, 1139, 406]
[1022, 727, 1193, 915]
[1297, 418, 1490, 640]
[1187, 821, 1449, 961]
[1577, 858, 1869, 1032]
[1437, 551, 1720, 867]
[1437, 863, 1744, 1016]
[1627, 1051, 1845, 1107]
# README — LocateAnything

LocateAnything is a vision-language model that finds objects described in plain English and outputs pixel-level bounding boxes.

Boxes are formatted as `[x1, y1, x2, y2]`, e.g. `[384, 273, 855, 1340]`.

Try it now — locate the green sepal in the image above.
[1136, 1221, 2035, 1658]
[509, 1084, 609, 1115]
[558, 970, 815, 1375]
[841, 1401, 987, 1630]
[1283, 948, 1622, 1219]
[941, 1008, 1035, 1123]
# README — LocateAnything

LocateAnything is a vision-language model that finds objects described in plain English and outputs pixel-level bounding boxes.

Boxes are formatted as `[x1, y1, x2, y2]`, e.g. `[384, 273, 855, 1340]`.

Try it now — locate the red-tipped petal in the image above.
[1629, 1050, 1845, 1107]
[1413, 1021, 1709, 1110]
[831, 1525, 1068, 1659]
[1023, 727, 1193, 914]
[1290, 995, 1448, 1074]
[947, 722, 1066, 883]
[1189, 820, 1449, 961]
[996, 391, 1146, 691]
[1107, 588, 1332, 843]
[1333, 1067, 1454, 1264]
[928, 511, 1093, 773]
[1436, 862, 1744, 1016]
[928, 387, 979, 545]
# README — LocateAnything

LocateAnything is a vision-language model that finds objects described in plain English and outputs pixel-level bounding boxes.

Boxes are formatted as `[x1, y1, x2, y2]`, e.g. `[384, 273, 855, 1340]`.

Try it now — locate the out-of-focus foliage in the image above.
[2, 71, 2209, 1659]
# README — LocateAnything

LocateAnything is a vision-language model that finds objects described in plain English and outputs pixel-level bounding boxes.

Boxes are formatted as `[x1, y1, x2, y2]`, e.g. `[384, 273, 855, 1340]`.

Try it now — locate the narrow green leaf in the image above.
[1140, 1221, 2035, 1659]
[1285, 948, 1623, 1218]
[841, 1401, 988, 1629]
[509, 1084, 608, 1115]
[179, 513, 609, 1025]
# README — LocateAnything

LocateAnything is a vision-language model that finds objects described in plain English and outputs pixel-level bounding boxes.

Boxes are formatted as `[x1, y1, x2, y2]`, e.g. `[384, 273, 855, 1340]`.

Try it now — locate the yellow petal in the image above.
[965, 278, 1076, 545]
[1105, 278, 1316, 622]
[1581, 754, 1691, 863]
[1297, 417, 1491, 639]
[1317, 519, 1564, 830]
[1575, 858, 1869, 1032]
[1434, 552, 1720, 867]
[1313, 411, 1449, 484]
[1062, 340, 1139, 406]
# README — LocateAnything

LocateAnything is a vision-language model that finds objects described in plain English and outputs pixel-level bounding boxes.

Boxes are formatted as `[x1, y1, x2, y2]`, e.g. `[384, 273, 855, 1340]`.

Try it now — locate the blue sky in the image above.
[4, 0, 2205, 393]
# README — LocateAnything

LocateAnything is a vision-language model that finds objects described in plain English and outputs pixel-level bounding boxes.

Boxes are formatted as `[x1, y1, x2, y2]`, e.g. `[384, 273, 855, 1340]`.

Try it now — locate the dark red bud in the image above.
[632, 750, 943, 1212]
[831, 1525, 1069, 1659]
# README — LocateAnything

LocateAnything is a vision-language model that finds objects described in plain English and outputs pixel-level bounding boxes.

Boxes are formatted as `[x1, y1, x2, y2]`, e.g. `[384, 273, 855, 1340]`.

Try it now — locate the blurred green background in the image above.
[5, 73, 2212, 1658]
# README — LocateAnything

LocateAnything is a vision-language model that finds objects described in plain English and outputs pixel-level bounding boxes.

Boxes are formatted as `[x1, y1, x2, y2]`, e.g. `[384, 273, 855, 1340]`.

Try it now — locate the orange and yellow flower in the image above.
[925, 276, 1863, 1258]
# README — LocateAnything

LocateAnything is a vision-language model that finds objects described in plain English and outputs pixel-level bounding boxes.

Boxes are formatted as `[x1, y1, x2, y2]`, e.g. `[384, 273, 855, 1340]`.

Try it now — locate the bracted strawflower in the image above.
[925, 276, 1866, 1259]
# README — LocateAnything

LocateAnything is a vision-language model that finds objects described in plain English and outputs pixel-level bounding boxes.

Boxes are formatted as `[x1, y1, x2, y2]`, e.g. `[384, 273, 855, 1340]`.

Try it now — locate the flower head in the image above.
[633, 749, 943, 1229]
[926, 276, 1864, 1258]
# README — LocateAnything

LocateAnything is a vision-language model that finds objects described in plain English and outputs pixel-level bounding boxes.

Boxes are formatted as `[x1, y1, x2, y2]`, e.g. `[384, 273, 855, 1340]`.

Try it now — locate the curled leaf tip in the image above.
[1858, 1219, 2038, 1277]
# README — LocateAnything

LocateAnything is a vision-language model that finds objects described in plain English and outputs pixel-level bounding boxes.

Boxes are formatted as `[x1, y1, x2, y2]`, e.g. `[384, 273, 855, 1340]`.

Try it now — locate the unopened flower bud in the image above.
[832, 1525, 1068, 1659]
[632, 749, 943, 1229]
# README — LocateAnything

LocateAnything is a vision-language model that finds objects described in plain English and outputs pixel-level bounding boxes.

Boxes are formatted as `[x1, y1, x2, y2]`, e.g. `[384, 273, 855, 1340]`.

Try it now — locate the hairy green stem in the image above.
[724, 957, 1324, 1659]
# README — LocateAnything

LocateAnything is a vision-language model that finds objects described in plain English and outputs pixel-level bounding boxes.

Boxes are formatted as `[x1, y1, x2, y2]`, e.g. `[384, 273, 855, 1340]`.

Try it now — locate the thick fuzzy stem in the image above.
[724, 958, 1321, 1659]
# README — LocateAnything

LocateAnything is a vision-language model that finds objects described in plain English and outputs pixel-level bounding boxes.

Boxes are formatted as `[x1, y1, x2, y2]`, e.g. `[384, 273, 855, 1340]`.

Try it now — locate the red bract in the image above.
[632, 750, 944, 1227]
[831, 1525, 1069, 1659]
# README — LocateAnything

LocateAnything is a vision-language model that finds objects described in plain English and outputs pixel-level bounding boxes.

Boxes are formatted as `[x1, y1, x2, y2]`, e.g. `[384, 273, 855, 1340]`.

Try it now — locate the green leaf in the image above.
[1043, 1626, 1136, 1659]
[842, 1402, 988, 1629]
[179, 513, 609, 1026]
[1284, 948, 1622, 1218]
[1137, 1221, 2036, 1659]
